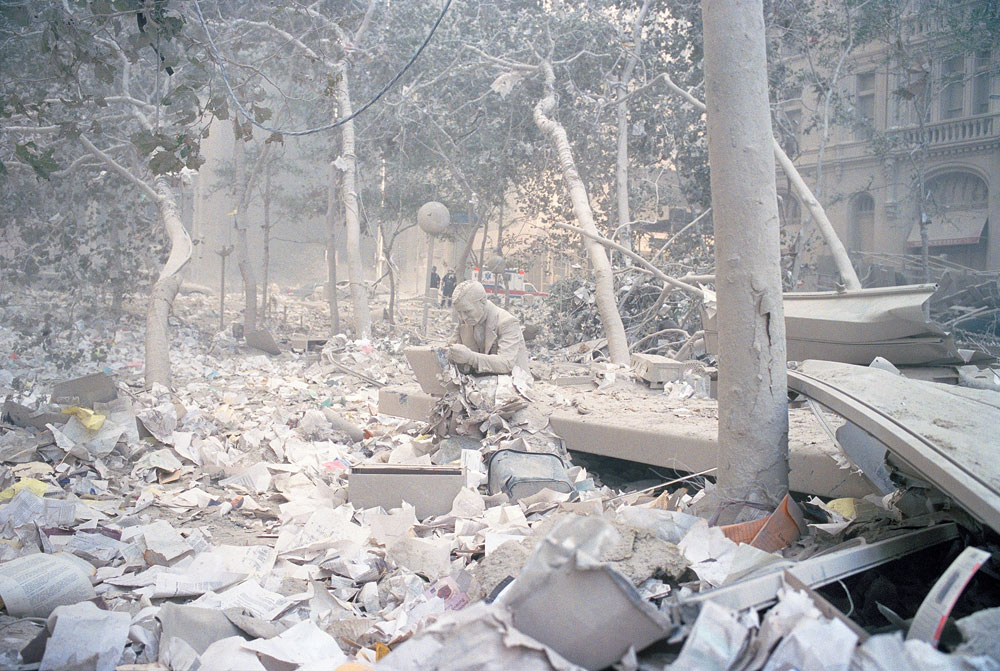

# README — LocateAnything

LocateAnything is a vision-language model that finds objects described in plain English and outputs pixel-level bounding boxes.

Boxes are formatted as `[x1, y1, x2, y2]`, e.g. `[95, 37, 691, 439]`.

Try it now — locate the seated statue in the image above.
[446, 280, 531, 375]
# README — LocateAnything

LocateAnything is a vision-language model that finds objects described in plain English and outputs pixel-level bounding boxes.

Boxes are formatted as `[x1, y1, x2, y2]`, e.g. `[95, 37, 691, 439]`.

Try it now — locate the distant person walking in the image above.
[429, 266, 441, 290]
[441, 269, 457, 307]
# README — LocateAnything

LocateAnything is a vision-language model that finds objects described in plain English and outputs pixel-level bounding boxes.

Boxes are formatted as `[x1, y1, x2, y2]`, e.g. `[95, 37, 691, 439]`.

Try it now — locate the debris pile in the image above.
[0, 286, 998, 670]
[518, 274, 704, 360]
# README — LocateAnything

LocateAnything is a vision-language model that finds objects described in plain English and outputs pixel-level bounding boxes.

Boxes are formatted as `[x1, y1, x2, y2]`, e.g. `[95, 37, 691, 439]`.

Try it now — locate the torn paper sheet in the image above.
[136, 402, 178, 443]
[242, 619, 347, 668]
[157, 602, 245, 656]
[668, 601, 752, 671]
[0, 552, 96, 617]
[678, 520, 781, 586]
[64, 530, 126, 565]
[762, 616, 858, 671]
[388, 535, 453, 580]
[57, 414, 127, 457]
[198, 579, 296, 621]
[199, 636, 267, 671]
[498, 515, 671, 670]
[0, 488, 77, 528]
[219, 462, 273, 494]
[381, 602, 585, 671]
[40, 601, 131, 671]
[140, 519, 193, 565]
[147, 553, 246, 599]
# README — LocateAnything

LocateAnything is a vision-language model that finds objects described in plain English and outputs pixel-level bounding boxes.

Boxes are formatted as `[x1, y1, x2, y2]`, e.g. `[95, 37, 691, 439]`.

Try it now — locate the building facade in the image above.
[779, 6, 999, 274]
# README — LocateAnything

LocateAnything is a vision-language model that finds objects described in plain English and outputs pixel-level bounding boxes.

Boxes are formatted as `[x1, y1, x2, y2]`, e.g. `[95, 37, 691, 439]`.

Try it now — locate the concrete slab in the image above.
[549, 408, 877, 499]
[378, 384, 439, 421]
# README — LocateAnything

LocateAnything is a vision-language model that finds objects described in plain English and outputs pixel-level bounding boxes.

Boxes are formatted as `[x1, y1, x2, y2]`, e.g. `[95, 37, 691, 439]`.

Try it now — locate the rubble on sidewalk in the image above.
[0, 286, 998, 671]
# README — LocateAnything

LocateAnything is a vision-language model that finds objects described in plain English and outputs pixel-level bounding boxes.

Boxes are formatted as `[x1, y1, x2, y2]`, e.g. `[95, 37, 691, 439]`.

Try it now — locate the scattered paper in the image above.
[0, 552, 96, 617]
[243, 619, 348, 668]
[40, 601, 130, 671]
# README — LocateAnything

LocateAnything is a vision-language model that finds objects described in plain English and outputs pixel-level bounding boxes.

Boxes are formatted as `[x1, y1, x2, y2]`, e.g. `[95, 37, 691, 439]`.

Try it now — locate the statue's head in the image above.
[452, 280, 488, 325]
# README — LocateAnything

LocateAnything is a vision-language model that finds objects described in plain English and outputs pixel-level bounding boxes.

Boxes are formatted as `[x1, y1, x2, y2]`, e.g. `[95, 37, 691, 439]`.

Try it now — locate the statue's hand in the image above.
[447, 344, 475, 365]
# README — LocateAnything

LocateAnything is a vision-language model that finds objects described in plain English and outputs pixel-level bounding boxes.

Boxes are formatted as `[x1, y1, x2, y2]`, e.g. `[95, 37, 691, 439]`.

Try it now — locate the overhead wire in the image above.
[192, 0, 452, 136]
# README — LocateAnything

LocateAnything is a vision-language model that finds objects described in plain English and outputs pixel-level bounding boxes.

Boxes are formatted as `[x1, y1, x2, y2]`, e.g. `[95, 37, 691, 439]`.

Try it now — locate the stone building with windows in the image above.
[777, 4, 999, 275]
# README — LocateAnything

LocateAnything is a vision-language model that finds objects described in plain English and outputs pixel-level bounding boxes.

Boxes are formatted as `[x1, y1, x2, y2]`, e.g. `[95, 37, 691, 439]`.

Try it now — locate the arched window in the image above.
[910, 171, 989, 268]
[850, 192, 875, 252]
[926, 172, 988, 212]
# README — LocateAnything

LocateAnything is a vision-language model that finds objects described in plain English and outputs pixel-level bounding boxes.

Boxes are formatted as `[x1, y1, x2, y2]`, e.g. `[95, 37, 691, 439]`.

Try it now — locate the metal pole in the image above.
[421, 235, 435, 336]
[220, 254, 226, 333]
[217, 245, 233, 333]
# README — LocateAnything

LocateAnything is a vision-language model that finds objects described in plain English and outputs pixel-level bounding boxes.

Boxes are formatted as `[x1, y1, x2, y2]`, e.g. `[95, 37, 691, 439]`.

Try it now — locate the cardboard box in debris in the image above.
[0, 286, 998, 671]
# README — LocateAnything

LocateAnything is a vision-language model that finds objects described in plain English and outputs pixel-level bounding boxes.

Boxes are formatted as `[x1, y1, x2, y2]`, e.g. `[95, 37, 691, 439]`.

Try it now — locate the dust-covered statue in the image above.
[446, 280, 530, 375]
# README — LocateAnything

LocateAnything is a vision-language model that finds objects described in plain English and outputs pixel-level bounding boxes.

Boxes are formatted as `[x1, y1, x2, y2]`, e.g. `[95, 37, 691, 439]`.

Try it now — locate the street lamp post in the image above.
[417, 201, 450, 336]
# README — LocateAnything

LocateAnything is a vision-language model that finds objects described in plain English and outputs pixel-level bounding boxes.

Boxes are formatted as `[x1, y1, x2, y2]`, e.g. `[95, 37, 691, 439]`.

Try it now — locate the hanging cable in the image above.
[192, 0, 452, 136]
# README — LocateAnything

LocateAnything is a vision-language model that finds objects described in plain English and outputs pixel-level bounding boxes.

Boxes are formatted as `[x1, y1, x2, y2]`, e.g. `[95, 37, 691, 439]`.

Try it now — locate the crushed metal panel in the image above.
[676, 523, 959, 614]
[703, 284, 965, 365]
[789, 360, 1000, 530]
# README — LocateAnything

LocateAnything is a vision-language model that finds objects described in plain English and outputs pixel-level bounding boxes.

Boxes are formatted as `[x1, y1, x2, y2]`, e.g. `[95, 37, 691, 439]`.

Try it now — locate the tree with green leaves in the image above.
[1, 0, 217, 387]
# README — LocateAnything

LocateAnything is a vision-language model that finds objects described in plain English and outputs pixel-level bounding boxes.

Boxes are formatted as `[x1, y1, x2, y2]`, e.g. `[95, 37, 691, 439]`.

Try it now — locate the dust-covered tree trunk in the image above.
[260, 165, 272, 319]
[702, 0, 788, 522]
[231, 124, 258, 334]
[146, 177, 192, 389]
[335, 68, 371, 339]
[534, 60, 630, 365]
[455, 200, 481, 281]
[326, 159, 341, 335]
[614, 0, 653, 257]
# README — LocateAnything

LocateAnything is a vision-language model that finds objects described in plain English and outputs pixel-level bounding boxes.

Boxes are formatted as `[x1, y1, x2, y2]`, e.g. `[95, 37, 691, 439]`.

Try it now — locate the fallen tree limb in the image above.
[554, 222, 706, 299]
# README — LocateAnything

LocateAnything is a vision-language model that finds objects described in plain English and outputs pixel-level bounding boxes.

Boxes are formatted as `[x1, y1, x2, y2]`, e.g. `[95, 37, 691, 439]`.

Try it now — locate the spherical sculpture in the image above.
[417, 201, 450, 235]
